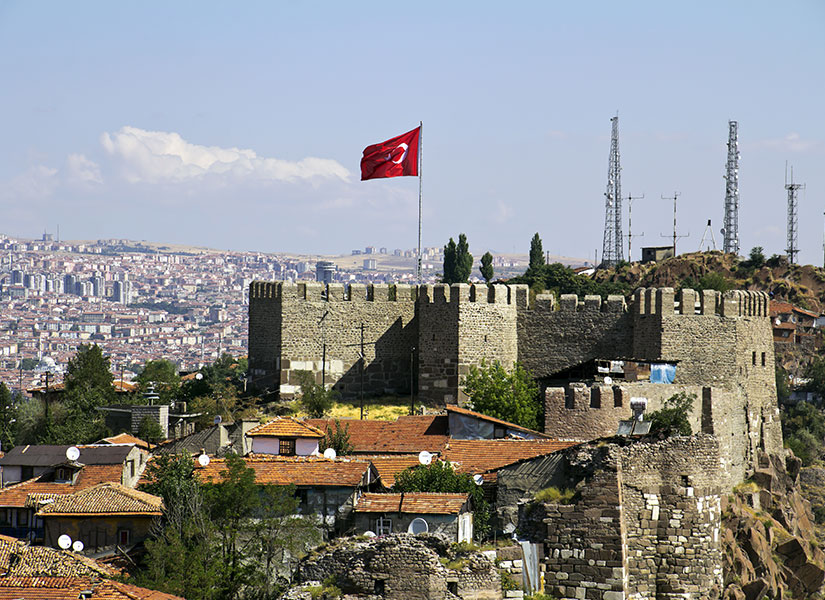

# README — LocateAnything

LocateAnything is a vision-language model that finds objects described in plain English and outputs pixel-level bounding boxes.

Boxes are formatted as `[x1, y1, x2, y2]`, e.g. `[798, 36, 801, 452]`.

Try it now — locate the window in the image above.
[493, 427, 505, 439]
[129, 460, 135, 479]
[16, 509, 28, 527]
[279, 438, 296, 456]
[752, 351, 757, 366]
[21, 466, 33, 481]
[590, 388, 601, 409]
[613, 387, 623, 408]
[761, 352, 766, 367]
[375, 516, 392, 535]
[117, 529, 131, 546]
[55, 468, 70, 482]
[0, 509, 9, 527]
[374, 580, 386, 595]
[565, 389, 575, 409]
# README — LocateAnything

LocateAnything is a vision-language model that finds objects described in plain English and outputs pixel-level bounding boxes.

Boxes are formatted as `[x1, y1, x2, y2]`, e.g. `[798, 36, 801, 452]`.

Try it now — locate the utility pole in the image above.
[785, 163, 805, 265]
[601, 114, 624, 267]
[722, 121, 740, 255]
[625, 193, 645, 261]
[661, 192, 689, 256]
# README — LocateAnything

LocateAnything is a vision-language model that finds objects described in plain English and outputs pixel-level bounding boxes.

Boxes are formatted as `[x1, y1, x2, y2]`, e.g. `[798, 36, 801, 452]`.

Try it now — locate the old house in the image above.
[37, 482, 163, 553]
[771, 301, 819, 347]
[353, 492, 473, 542]
[0, 577, 183, 600]
[246, 417, 325, 456]
[196, 455, 380, 536]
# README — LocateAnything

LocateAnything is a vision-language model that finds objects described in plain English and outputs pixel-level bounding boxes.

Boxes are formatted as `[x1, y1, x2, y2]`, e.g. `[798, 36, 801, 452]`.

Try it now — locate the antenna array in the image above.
[601, 115, 624, 267]
[722, 121, 740, 255]
[785, 165, 805, 265]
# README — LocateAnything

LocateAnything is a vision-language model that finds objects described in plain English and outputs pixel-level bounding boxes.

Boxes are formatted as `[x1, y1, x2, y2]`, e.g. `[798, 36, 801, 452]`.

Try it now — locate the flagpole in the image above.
[417, 121, 423, 284]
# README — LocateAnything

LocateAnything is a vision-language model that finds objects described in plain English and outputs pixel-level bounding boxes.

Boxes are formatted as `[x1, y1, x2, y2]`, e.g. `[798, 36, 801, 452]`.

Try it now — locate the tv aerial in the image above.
[473, 474, 483, 486]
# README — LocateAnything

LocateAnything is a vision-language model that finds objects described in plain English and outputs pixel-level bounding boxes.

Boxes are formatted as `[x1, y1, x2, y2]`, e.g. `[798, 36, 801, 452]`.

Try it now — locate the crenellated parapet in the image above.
[417, 283, 527, 306]
[631, 287, 770, 318]
[249, 281, 419, 303]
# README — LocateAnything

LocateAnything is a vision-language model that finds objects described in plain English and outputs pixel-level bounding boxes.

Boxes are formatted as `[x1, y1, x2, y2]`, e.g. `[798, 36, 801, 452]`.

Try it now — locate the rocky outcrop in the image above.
[722, 450, 825, 599]
[285, 533, 501, 600]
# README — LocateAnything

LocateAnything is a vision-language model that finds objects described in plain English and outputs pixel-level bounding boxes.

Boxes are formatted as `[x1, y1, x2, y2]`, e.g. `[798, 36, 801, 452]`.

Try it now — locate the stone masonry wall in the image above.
[520, 437, 723, 600]
[248, 281, 417, 398]
[518, 294, 631, 380]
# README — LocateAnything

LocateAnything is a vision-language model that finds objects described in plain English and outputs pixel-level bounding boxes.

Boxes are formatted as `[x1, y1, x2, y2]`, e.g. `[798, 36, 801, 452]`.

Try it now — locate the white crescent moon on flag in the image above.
[390, 143, 409, 164]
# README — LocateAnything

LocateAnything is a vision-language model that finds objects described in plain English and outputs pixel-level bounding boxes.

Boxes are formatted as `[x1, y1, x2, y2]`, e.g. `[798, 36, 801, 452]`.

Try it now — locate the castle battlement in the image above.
[632, 287, 769, 318]
[249, 281, 419, 303]
[417, 283, 528, 305]
[531, 293, 626, 313]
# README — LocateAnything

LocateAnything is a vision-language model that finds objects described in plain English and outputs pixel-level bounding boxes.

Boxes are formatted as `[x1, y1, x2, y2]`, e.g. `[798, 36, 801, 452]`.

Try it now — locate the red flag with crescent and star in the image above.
[360, 127, 420, 180]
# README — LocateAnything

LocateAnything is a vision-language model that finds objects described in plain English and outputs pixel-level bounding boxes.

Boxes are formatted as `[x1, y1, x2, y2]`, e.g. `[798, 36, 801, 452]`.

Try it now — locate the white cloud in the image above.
[7, 165, 58, 199]
[749, 132, 820, 153]
[66, 153, 103, 184]
[100, 126, 350, 184]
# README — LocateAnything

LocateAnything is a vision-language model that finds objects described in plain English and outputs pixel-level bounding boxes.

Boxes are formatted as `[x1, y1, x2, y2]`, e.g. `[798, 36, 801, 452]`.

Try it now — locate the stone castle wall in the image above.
[520, 436, 723, 600]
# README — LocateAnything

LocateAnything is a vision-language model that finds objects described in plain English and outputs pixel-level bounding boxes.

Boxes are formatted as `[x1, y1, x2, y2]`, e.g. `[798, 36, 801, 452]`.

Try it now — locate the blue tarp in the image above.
[650, 363, 676, 384]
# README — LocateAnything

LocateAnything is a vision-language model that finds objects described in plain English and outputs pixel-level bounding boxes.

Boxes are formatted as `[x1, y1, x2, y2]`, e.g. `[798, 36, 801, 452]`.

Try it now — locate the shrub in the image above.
[647, 392, 695, 437]
[296, 370, 337, 418]
[534, 487, 578, 504]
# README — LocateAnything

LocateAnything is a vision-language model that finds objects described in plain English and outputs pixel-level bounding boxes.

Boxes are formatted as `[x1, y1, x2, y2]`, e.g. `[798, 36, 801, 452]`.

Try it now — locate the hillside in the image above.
[592, 250, 825, 314]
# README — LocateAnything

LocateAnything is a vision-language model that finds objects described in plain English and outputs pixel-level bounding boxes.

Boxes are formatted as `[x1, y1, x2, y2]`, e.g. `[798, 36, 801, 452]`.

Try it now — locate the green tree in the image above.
[443, 233, 473, 284]
[647, 392, 695, 437]
[455, 233, 473, 283]
[318, 419, 354, 455]
[138, 359, 180, 405]
[747, 246, 766, 268]
[0, 383, 17, 452]
[782, 402, 825, 466]
[443, 237, 457, 284]
[529, 233, 545, 270]
[137, 415, 166, 444]
[803, 357, 825, 406]
[462, 361, 540, 431]
[776, 365, 791, 405]
[296, 370, 336, 418]
[64, 344, 116, 405]
[394, 460, 489, 540]
[480, 251, 494, 283]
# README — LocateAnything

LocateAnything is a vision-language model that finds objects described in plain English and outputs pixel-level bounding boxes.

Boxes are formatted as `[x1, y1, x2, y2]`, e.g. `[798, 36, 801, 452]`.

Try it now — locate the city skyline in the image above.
[1, 1, 823, 263]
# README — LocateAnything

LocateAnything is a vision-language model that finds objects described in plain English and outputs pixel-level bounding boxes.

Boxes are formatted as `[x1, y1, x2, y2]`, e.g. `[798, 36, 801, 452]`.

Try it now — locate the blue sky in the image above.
[1, 1, 823, 264]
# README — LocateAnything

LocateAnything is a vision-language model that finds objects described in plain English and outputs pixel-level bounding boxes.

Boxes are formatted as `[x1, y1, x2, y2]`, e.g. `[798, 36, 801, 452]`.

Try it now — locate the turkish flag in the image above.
[360, 127, 420, 180]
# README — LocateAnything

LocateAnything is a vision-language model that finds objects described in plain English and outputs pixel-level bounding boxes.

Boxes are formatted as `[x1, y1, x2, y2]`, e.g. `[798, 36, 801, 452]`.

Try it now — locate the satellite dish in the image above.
[473, 474, 483, 486]
[72, 540, 84, 552]
[213, 415, 222, 425]
[363, 530, 377, 538]
[408, 517, 429, 534]
[418, 451, 433, 466]
[323, 448, 337, 460]
[58, 534, 72, 550]
[198, 453, 210, 467]
[775, 318, 781, 326]
[604, 376, 613, 385]
[66, 446, 80, 461]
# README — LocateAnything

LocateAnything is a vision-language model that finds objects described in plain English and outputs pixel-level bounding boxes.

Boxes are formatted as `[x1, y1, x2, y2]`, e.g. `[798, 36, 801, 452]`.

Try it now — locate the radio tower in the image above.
[601, 115, 623, 267]
[722, 121, 740, 255]
[785, 164, 805, 265]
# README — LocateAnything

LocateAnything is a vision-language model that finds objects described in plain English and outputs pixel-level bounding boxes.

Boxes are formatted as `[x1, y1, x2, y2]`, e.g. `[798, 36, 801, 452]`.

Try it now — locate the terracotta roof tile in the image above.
[0, 537, 117, 578]
[247, 417, 324, 438]
[355, 492, 469, 515]
[0, 479, 74, 509]
[445, 405, 550, 437]
[101, 433, 150, 450]
[0, 577, 183, 600]
[196, 456, 374, 487]
[74, 464, 125, 488]
[442, 439, 580, 481]
[37, 483, 162, 517]
[306, 415, 449, 454]
[357, 455, 424, 487]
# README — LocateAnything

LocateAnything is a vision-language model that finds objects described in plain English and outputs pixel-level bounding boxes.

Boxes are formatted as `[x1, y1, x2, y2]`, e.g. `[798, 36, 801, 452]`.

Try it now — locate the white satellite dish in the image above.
[198, 453, 210, 467]
[418, 451, 433, 466]
[604, 376, 613, 386]
[473, 474, 483, 486]
[72, 540, 84, 552]
[66, 446, 80, 461]
[363, 530, 377, 538]
[323, 448, 337, 460]
[213, 415, 222, 425]
[57, 534, 72, 550]
[408, 517, 429, 534]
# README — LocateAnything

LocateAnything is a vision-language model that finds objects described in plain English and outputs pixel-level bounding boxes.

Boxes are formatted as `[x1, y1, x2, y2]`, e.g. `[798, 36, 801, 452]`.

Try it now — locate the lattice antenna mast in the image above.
[601, 115, 624, 266]
[722, 120, 740, 255]
[785, 163, 805, 265]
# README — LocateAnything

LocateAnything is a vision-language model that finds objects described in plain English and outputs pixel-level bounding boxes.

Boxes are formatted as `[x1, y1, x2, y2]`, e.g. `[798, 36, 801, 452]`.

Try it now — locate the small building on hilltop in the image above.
[353, 492, 473, 542]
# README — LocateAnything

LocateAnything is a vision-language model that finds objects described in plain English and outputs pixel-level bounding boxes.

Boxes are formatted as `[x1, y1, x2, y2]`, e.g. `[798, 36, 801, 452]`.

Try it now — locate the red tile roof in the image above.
[0, 537, 117, 578]
[196, 456, 375, 487]
[0, 577, 183, 600]
[355, 492, 469, 515]
[74, 464, 125, 488]
[445, 405, 551, 438]
[442, 439, 579, 481]
[37, 483, 162, 517]
[306, 415, 449, 454]
[0, 479, 74, 509]
[100, 433, 150, 450]
[247, 417, 324, 438]
[357, 455, 425, 487]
